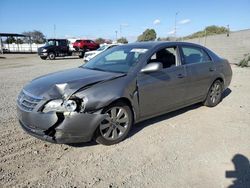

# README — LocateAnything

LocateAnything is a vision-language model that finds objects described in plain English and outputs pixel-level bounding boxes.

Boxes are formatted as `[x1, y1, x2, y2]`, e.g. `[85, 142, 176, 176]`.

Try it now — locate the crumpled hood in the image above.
[23, 67, 124, 99]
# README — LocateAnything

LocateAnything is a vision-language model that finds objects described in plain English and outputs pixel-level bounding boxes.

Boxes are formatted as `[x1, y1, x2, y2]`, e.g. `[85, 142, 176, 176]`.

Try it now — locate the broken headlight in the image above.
[43, 99, 77, 113]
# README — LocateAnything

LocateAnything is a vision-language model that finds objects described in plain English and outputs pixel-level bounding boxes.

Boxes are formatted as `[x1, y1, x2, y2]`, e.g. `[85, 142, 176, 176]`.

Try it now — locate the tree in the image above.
[5, 36, 16, 44]
[184, 25, 229, 39]
[137, 29, 157, 42]
[117, 37, 128, 44]
[22, 30, 45, 44]
[95, 38, 106, 44]
[16, 38, 23, 44]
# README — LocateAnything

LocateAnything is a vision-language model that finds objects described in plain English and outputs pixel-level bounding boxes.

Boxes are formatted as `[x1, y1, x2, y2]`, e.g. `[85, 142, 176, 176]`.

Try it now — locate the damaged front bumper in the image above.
[17, 107, 107, 144]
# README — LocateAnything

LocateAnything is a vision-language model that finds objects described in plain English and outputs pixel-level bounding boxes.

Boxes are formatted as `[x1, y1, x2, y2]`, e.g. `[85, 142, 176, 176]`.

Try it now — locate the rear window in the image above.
[181, 46, 211, 64]
[75, 40, 82, 43]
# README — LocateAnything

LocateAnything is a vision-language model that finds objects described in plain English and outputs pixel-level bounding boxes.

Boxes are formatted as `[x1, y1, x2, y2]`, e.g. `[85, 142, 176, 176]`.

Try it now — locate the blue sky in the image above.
[0, 0, 250, 41]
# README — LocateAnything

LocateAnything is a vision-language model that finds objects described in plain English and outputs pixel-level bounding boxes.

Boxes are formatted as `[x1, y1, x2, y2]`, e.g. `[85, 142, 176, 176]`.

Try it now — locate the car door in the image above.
[58, 40, 68, 54]
[137, 46, 188, 118]
[180, 45, 215, 102]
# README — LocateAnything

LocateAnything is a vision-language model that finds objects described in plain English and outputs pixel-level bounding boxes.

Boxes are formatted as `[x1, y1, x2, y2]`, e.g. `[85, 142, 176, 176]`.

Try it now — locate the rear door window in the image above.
[181, 46, 211, 64]
[59, 40, 67, 46]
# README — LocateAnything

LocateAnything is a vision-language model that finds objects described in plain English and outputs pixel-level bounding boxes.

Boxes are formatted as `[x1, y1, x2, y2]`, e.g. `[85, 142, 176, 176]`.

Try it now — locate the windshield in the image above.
[97, 45, 108, 51]
[82, 46, 149, 73]
[45, 40, 55, 46]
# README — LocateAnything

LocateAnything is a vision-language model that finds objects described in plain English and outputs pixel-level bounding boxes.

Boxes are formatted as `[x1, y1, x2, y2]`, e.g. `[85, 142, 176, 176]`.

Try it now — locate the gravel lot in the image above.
[0, 54, 249, 188]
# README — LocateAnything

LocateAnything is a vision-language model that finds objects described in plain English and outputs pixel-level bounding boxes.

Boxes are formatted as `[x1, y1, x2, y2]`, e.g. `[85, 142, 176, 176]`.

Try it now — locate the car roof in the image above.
[124, 41, 206, 49]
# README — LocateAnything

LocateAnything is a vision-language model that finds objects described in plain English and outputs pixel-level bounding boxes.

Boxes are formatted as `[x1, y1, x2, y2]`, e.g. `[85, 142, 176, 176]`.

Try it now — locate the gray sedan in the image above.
[17, 42, 232, 145]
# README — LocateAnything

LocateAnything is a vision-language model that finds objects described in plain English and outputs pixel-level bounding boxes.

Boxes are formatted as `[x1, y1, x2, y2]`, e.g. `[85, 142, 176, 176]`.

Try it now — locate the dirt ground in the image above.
[0, 54, 249, 188]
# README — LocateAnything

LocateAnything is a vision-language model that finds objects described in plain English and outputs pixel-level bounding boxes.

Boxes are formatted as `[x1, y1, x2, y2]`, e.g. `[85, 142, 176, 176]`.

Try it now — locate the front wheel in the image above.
[48, 52, 56, 60]
[95, 102, 133, 145]
[204, 80, 223, 107]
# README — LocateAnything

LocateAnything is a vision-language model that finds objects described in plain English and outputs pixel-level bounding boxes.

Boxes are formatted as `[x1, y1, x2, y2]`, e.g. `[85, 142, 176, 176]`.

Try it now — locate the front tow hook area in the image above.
[45, 110, 108, 143]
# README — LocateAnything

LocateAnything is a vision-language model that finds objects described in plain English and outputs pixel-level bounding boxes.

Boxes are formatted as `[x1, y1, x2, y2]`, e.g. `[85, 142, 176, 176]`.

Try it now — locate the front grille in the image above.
[17, 90, 42, 112]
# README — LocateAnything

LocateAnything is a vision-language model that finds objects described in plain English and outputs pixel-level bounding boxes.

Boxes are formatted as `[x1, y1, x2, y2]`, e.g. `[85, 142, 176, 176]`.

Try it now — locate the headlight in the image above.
[42, 49, 47, 52]
[64, 100, 77, 112]
[43, 99, 77, 113]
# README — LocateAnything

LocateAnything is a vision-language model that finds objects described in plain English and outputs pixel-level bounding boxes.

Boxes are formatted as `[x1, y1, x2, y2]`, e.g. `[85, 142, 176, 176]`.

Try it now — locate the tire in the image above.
[95, 102, 133, 145]
[48, 52, 56, 60]
[83, 47, 88, 52]
[79, 52, 83, 58]
[204, 80, 223, 107]
[79, 48, 87, 58]
[40, 56, 47, 60]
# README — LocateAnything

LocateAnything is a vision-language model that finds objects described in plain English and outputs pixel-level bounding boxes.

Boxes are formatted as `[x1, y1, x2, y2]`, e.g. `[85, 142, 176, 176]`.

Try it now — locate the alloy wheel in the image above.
[100, 107, 129, 140]
[210, 82, 222, 104]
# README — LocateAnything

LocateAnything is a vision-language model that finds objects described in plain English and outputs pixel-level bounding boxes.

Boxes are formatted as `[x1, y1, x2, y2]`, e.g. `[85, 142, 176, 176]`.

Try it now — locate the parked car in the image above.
[38, 39, 85, 60]
[83, 44, 118, 62]
[17, 42, 232, 145]
[73, 39, 99, 52]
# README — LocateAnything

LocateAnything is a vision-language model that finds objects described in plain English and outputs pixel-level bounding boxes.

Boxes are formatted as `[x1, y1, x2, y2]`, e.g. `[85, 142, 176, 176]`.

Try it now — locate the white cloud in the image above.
[167, 30, 175, 35]
[178, 19, 191, 25]
[153, 19, 161, 25]
[121, 23, 129, 27]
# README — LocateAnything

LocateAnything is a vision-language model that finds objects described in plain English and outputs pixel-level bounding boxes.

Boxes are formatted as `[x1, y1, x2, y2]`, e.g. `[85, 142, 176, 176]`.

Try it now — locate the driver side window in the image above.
[148, 47, 177, 69]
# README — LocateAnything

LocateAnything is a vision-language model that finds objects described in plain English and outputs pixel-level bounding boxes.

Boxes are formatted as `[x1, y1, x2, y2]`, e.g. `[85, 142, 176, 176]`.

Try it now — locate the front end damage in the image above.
[17, 87, 108, 144]
[18, 109, 107, 143]
[17, 68, 130, 144]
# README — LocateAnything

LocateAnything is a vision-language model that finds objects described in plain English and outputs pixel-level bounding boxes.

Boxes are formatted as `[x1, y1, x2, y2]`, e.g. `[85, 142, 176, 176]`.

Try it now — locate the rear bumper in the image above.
[17, 107, 107, 144]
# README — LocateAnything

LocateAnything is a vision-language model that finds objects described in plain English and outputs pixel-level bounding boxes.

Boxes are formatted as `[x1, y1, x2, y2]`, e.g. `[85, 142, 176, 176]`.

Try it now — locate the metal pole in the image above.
[227, 24, 230, 37]
[29, 36, 32, 52]
[204, 28, 207, 46]
[115, 31, 118, 41]
[174, 12, 178, 39]
[0, 36, 2, 54]
[17, 36, 20, 52]
[7, 37, 10, 52]
[120, 25, 122, 38]
[54, 24, 56, 38]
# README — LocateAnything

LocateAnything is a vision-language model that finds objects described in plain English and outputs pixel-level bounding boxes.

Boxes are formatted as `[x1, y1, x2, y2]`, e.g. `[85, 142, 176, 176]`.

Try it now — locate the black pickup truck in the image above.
[37, 39, 85, 60]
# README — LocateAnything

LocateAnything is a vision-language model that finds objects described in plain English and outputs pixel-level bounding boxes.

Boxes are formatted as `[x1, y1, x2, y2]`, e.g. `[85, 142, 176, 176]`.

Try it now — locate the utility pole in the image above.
[204, 28, 207, 46]
[174, 12, 178, 39]
[0, 36, 2, 54]
[227, 24, 230, 37]
[53, 24, 56, 38]
[120, 25, 122, 38]
[115, 30, 118, 41]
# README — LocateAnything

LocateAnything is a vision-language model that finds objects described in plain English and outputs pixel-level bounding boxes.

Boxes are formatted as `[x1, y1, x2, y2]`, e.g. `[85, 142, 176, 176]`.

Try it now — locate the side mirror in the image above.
[140, 62, 163, 73]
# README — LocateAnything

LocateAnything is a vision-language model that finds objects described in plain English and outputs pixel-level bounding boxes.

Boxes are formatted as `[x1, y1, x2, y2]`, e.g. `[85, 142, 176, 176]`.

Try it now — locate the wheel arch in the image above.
[105, 97, 136, 123]
[91, 97, 135, 143]
[212, 77, 225, 89]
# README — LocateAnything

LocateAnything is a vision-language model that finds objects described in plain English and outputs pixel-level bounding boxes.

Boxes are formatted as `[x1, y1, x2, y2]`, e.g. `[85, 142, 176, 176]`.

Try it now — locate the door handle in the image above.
[209, 67, 215, 72]
[177, 74, 184, 78]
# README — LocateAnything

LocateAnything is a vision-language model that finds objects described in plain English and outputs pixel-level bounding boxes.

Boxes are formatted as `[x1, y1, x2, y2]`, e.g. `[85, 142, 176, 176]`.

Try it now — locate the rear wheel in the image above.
[48, 52, 56, 60]
[204, 80, 223, 107]
[95, 102, 133, 145]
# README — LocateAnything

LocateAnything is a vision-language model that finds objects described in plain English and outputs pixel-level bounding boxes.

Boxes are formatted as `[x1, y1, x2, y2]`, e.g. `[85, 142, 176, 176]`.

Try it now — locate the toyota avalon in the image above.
[17, 42, 232, 145]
